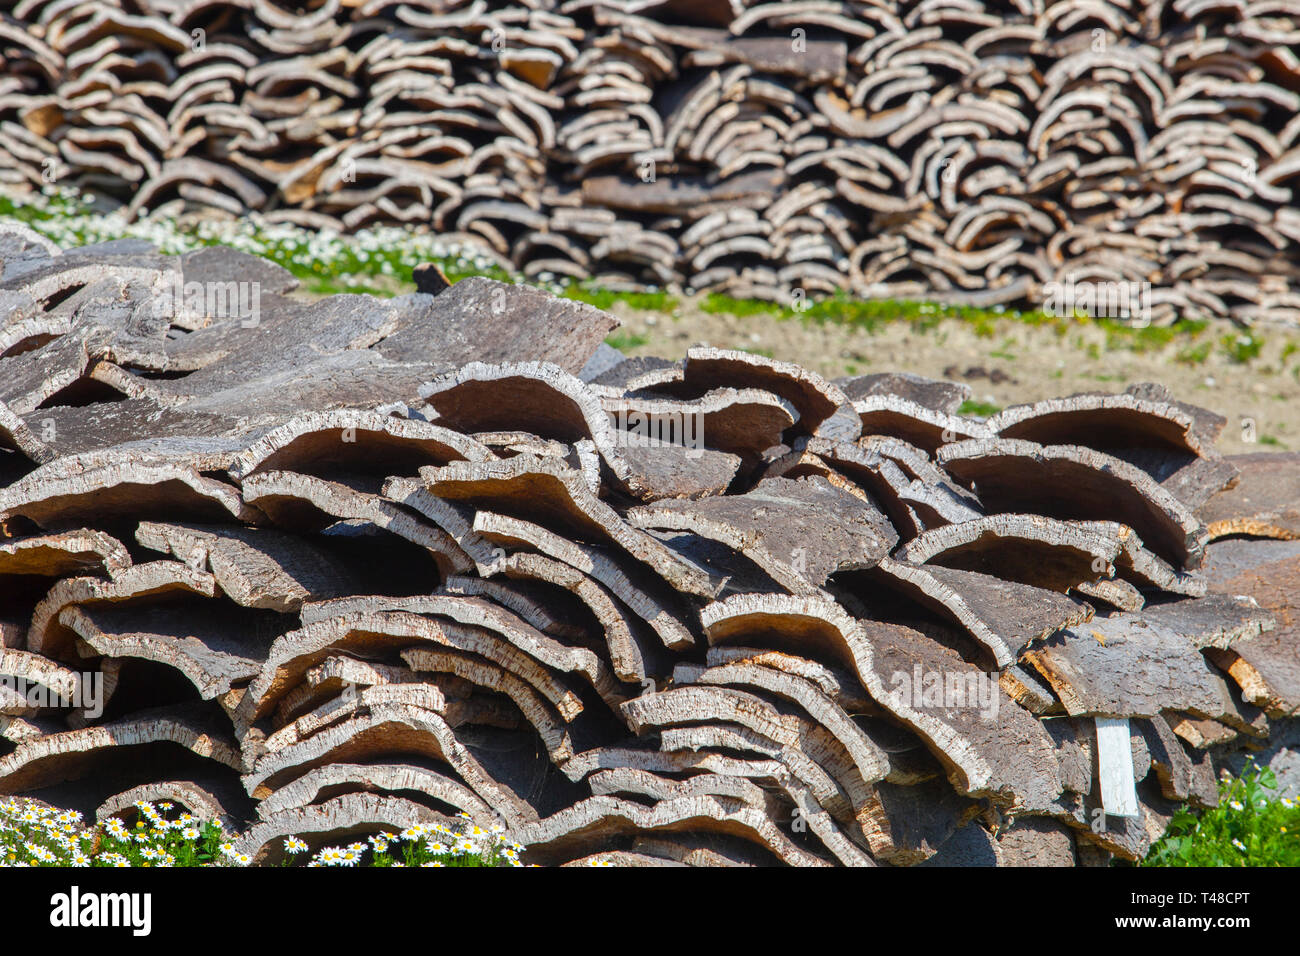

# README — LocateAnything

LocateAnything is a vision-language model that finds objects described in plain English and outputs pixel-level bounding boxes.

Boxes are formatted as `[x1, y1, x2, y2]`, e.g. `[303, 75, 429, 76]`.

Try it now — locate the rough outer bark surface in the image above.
[628, 476, 897, 594]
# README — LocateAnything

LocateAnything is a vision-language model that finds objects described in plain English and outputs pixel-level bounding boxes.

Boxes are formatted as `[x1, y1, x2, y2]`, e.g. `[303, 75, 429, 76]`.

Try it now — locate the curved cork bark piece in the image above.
[0, 457, 259, 529]
[228, 408, 492, 481]
[135, 521, 376, 613]
[1111, 525, 1207, 597]
[97, 779, 247, 830]
[937, 439, 1209, 569]
[512, 793, 834, 867]
[0, 647, 83, 714]
[27, 561, 217, 660]
[254, 760, 503, 825]
[59, 601, 280, 700]
[703, 645, 874, 712]
[1197, 452, 1300, 541]
[806, 435, 982, 528]
[260, 684, 455, 755]
[987, 392, 1212, 458]
[896, 514, 1124, 592]
[0, 529, 132, 579]
[1200, 545, 1300, 716]
[672, 660, 890, 787]
[0, 704, 241, 794]
[1022, 610, 1228, 718]
[683, 346, 861, 441]
[919, 815, 1078, 867]
[868, 557, 1093, 668]
[241, 703, 528, 809]
[300, 593, 617, 707]
[656, 724, 855, 821]
[239, 609, 586, 730]
[836, 372, 970, 415]
[441, 573, 586, 641]
[240, 470, 472, 576]
[700, 593, 1065, 811]
[628, 475, 897, 595]
[620, 684, 881, 823]
[418, 360, 619, 463]
[599, 387, 798, 462]
[851, 393, 989, 453]
[0, 398, 55, 465]
[858, 777, 982, 865]
[417, 455, 720, 598]
[563, 745, 787, 786]
[274, 656, 424, 728]
[496, 551, 655, 684]
[582, 766, 874, 865]
[401, 647, 575, 764]
[233, 792, 446, 864]
[472, 509, 695, 651]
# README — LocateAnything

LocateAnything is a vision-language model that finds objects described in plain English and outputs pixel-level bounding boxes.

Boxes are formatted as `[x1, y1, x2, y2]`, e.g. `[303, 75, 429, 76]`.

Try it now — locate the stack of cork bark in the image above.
[2, 0, 1299, 321]
[2, 228, 1298, 864]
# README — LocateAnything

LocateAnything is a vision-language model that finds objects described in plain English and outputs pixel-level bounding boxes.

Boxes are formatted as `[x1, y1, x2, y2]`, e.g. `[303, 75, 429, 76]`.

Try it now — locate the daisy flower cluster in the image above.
[0, 798, 243, 868]
[295, 813, 528, 868]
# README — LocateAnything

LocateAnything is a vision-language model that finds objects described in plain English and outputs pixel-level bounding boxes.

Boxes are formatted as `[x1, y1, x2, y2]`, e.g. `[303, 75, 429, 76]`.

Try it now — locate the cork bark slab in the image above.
[600, 388, 798, 462]
[918, 815, 1078, 867]
[699, 593, 1064, 811]
[402, 647, 576, 764]
[227, 408, 492, 481]
[683, 346, 861, 440]
[417, 455, 721, 598]
[1197, 452, 1300, 541]
[26, 561, 217, 660]
[299, 593, 618, 705]
[59, 600, 282, 700]
[0, 529, 131, 579]
[1202, 551, 1300, 715]
[239, 470, 472, 577]
[836, 372, 970, 415]
[987, 392, 1212, 458]
[0, 703, 241, 795]
[238, 609, 586, 729]
[628, 475, 897, 595]
[510, 793, 834, 867]
[0, 647, 83, 715]
[243, 702, 503, 798]
[135, 521, 378, 613]
[1022, 612, 1226, 718]
[471, 509, 695, 651]
[937, 439, 1209, 569]
[859, 777, 982, 865]
[96, 777, 251, 831]
[851, 394, 989, 453]
[896, 514, 1124, 592]
[233, 792, 447, 865]
[419, 360, 613, 452]
[374, 278, 619, 376]
[673, 660, 891, 787]
[253, 760, 506, 827]
[495, 551, 659, 684]
[0, 457, 259, 529]
[441, 574, 588, 641]
[0, 398, 54, 465]
[868, 557, 1093, 668]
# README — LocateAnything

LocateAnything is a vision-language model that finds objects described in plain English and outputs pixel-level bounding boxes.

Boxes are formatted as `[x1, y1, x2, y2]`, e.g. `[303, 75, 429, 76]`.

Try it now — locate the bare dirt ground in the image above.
[603, 297, 1300, 456]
